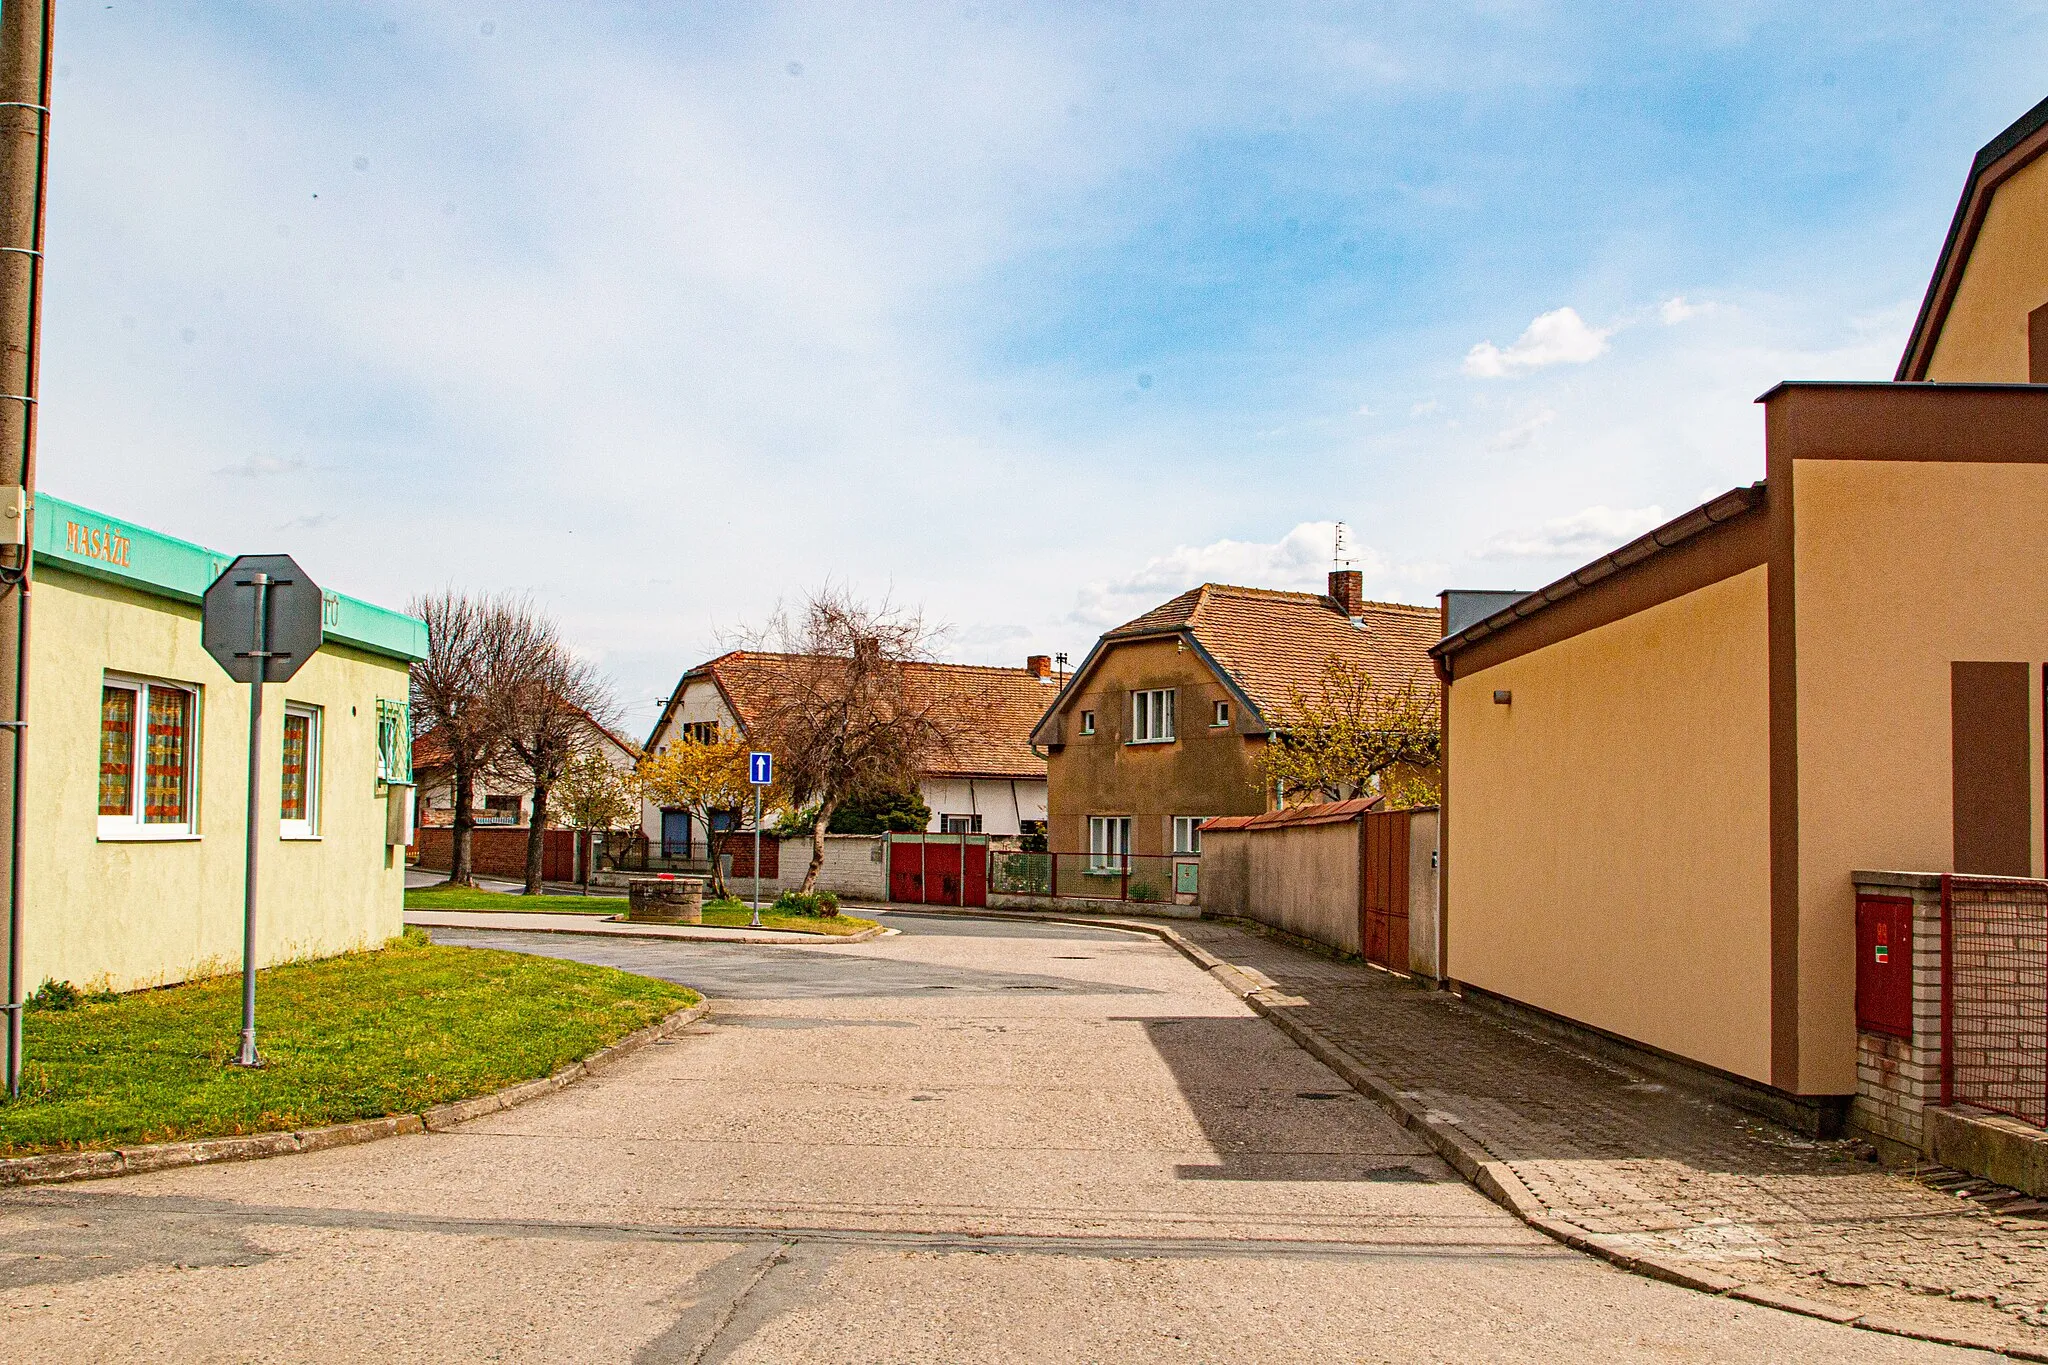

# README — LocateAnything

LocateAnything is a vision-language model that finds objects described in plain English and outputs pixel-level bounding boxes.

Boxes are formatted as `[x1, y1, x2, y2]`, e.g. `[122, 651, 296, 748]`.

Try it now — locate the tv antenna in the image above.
[1333, 522, 1356, 571]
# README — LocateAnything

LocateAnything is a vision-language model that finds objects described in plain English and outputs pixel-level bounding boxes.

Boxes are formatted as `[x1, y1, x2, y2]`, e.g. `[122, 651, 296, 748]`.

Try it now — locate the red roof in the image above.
[1201, 796, 1383, 833]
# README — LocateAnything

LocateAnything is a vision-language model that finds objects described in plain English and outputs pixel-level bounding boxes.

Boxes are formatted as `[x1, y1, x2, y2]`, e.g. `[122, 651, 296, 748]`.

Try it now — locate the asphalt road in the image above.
[0, 912, 1978, 1362]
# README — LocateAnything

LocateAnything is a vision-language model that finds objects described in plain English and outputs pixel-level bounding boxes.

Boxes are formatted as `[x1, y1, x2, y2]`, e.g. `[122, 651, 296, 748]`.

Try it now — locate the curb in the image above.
[0, 999, 711, 1188]
[406, 913, 887, 946]
[881, 903, 2043, 1360]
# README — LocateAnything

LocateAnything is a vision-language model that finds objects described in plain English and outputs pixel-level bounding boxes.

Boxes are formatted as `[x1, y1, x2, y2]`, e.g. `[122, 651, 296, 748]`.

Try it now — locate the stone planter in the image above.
[627, 876, 705, 924]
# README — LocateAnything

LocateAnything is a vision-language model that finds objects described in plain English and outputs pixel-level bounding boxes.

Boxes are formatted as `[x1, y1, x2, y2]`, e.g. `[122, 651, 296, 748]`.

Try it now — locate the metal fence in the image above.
[1943, 873, 2048, 1126]
[988, 851, 1197, 905]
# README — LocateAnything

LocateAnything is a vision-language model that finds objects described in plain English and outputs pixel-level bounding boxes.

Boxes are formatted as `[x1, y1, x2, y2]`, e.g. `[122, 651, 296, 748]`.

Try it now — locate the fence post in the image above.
[1121, 851, 1129, 902]
[1940, 872, 1953, 1108]
[1050, 849, 1058, 899]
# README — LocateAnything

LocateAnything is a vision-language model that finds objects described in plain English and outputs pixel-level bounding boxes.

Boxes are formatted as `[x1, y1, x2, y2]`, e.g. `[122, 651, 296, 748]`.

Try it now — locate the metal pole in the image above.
[0, 0, 53, 1104]
[237, 572, 269, 1068]
[749, 787, 761, 928]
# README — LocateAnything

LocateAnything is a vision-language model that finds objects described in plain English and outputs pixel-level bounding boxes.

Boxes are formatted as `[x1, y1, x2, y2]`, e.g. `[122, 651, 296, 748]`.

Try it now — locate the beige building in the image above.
[1434, 93, 2048, 1127]
[24, 494, 424, 993]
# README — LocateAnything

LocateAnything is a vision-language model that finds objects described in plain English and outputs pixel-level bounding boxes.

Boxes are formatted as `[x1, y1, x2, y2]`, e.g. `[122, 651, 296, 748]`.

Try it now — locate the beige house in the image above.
[412, 710, 639, 830]
[1433, 93, 2048, 1129]
[25, 494, 424, 993]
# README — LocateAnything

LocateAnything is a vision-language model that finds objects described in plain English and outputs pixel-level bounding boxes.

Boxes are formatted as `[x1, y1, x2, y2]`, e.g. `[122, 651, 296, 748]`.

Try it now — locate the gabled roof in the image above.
[648, 650, 1052, 782]
[1897, 93, 2048, 380]
[1033, 583, 1439, 744]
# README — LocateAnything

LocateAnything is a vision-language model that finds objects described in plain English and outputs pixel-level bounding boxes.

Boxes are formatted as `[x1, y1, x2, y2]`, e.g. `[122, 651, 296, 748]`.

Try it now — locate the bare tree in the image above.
[409, 591, 523, 888]
[739, 586, 960, 894]
[492, 606, 620, 895]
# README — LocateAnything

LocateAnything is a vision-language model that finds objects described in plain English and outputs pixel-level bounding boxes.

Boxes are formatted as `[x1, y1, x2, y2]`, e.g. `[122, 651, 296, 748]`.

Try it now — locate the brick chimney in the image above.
[1328, 569, 1363, 619]
[1026, 654, 1053, 680]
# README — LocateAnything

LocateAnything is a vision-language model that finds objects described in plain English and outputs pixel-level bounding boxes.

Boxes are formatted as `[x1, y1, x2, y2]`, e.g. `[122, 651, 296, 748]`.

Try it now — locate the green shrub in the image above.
[1128, 880, 1162, 904]
[27, 979, 81, 1012]
[773, 889, 841, 918]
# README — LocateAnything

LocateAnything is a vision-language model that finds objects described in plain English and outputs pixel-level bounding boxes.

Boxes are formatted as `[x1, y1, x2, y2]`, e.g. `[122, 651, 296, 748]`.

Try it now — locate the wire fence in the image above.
[988, 851, 1197, 904]
[1944, 873, 2048, 1126]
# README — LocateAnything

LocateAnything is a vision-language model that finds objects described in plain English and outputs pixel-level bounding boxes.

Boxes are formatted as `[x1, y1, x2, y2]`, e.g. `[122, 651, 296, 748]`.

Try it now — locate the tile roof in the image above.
[1104, 583, 1439, 724]
[671, 651, 1054, 781]
[1201, 795, 1384, 833]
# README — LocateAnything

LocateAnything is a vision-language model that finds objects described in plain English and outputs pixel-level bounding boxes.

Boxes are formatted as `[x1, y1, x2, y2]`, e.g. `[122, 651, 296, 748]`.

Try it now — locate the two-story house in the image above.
[1029, 569, 1439, 866]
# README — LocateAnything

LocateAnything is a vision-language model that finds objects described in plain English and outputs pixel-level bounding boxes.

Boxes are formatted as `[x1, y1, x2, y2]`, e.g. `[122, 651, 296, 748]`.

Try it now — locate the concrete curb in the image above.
[0, 999, 711, 1188]
[406, 911, 887, 946]
[882, 903, 2041, 1360]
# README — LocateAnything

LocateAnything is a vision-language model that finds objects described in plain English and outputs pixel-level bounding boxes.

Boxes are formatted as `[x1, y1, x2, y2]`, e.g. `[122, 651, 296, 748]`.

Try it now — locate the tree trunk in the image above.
[523, 781, 550, 895]
[705, 819, 727, 899]
[449, 762, 476, 887]
[801, 801, 838, 895]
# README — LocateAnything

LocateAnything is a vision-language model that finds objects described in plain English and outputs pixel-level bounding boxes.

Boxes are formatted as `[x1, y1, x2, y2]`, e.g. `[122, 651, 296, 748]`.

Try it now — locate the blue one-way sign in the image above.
[748, 751, 774, 785]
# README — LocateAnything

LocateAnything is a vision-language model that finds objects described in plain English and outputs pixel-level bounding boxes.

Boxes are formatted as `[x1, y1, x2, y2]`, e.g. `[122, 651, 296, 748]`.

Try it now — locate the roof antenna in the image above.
[1333, 521, 1355, 571]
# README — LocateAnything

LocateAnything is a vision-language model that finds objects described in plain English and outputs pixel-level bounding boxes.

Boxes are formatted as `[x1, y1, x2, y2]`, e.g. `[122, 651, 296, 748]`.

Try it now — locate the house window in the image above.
[481, 794, 522, 825]
[1088, 815, 1131, 873]
[681, 720, 720, 745]
[281, 704, 321, 839]
[376, 698, 409, 787]
[1131, 688, 1175, 743]
[941, 814, 982, 834]
[1173, 816, 1215, 855]
[1079, 709, 1095, 736]
[99, 676, 198, 840]
[1212, 700, 1231, 727]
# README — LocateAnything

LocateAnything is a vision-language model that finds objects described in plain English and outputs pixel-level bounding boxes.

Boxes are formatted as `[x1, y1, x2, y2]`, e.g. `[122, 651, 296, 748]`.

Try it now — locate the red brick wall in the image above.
[716, 831, 778, 879]
[414, 827, 588, 882]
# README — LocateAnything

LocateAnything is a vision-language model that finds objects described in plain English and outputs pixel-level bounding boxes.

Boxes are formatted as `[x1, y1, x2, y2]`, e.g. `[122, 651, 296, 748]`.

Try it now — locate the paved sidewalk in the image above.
[1178, 919, 2048, 1352]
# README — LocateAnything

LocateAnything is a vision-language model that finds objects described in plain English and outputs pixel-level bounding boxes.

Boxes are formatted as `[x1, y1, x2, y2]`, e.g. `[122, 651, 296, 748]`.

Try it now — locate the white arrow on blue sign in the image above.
[748, 751, 774, 785]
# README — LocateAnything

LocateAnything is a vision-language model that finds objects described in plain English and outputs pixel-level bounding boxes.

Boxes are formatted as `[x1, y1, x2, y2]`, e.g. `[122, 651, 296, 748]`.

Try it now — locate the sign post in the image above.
[203, 555, 322, 1068]
[748, 751, 773, 929]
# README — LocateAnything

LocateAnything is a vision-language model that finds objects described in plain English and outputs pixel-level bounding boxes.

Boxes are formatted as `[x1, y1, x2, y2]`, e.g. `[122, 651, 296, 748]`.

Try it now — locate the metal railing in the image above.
[989, 851, 1197, 904]
[1943, 873, 2048, 1127]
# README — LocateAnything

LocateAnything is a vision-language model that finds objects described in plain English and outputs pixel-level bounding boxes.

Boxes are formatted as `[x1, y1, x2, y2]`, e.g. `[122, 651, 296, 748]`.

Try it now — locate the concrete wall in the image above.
[1200, 830, 1250, 921]
[919, 775, 1046, 836]
[767, 834, 888, 901]
[1926, 151, 2048, 383]
[1446, 566, 1776, 1085]
[1046, 636, 1267, 857]
[1250, 820, 1363, 954]
[1407, 808, 1441, 980]
[28, 567, 410, 992]
[1792, 457, 2048, 1091]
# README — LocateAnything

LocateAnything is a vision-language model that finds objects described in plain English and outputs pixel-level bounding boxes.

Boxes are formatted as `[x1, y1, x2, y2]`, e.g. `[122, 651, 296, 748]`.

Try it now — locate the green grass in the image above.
[405, 887, 879, 936]
[0, 932, 695, 1157]
[405, 886, 622, 915]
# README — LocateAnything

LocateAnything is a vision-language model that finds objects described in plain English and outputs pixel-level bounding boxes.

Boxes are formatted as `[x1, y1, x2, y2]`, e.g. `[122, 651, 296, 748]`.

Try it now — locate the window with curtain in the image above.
[281, 704, 320, 838]
[100, 675, 198, 838]
[1088, 815, 1131, 873]
[98, 685, 135, 816]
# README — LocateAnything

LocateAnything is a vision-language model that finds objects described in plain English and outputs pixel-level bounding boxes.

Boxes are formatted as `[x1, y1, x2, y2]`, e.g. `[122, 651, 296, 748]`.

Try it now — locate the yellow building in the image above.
[1434, 94, 2048, 1133]
[23, 494, 425, 993]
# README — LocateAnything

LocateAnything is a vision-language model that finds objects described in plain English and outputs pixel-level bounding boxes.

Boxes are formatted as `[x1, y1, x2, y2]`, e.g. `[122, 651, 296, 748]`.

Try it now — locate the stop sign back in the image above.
[202, 554, 324, 684]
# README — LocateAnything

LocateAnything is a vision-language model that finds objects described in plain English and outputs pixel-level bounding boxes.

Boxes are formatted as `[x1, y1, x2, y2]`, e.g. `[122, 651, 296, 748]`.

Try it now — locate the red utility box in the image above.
[1856, 894, 1915, 1039]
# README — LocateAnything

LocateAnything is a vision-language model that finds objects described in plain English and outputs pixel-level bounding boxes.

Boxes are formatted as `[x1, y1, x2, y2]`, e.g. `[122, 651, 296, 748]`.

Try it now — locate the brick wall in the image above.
[1850, 871, 1945, 1155]
[414, 827, 588, 882]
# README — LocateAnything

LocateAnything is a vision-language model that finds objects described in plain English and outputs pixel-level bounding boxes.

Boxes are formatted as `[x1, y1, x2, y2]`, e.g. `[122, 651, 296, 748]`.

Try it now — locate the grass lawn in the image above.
[404, 887, 880, 936]
[0, 931, 695, 1157]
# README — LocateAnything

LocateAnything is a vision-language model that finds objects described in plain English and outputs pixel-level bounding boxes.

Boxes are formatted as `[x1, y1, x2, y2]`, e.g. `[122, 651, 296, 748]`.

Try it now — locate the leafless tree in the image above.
[409, 590, 525, 888]
[492, 606, 620, 894]
[738, 586, 962, 894]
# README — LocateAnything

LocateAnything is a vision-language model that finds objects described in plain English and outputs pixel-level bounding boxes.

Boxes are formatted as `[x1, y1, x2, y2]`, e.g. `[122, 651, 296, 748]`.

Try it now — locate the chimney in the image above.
[1328, 569, 1363, 620]
[1026, 654, 1052, 680]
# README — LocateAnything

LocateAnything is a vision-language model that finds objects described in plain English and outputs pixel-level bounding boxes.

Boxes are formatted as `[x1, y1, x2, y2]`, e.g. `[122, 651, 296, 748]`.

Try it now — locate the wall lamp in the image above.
[1493, 690, 1512, 705]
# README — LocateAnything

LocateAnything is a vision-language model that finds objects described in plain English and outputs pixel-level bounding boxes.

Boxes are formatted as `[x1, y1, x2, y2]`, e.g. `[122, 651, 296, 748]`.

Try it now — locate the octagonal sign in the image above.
[202, 554, 324, 684]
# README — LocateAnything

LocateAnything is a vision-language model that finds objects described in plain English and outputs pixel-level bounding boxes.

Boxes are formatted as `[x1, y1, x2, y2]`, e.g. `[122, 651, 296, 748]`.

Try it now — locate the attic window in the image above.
[1212, 700, 1230, 727]
[1080, 710, 1095, 735]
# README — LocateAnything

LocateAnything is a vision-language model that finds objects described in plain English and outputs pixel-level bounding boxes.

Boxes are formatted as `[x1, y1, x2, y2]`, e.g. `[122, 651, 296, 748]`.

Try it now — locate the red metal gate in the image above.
[1360, 810, 1411, 972]
[888, 836, 987, 907]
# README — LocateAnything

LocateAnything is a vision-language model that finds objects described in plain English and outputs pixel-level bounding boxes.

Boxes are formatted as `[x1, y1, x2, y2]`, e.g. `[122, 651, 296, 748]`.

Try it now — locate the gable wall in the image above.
[1927, 150, 2048, 382]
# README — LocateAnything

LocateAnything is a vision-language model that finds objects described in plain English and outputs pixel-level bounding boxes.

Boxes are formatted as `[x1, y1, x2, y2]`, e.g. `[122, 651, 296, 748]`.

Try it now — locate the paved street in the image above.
[0, 913, 1982, 1362]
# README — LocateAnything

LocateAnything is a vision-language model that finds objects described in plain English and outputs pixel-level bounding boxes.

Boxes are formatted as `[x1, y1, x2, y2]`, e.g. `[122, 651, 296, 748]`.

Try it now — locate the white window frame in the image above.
[1173, 816, 1215, 855]
[1131, 688, 1175, 743]
[97, 674, 200, 842]
[1212, 699, 1231, 727]
[280, 702, 322, 840]
[1079, 709, 1095, 735]
[940, 813, 982, 835]
[1089, 815, 1131, 873]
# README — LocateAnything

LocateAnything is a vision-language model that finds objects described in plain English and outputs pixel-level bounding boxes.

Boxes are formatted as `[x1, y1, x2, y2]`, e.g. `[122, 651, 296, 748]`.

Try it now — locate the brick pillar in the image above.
[1850, 870, 1944, 1156]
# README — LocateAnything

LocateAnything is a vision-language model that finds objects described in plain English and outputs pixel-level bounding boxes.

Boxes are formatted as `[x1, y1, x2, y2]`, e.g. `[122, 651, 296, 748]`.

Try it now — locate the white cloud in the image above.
[1486, 408, 1556, 450]
[1660, 295, 1718, 324]
[1464, 306, 1613, 377]
[1070, 521, 1395, 628]
[1477, 504, 1666, 560]
[215, 455, 304, 478]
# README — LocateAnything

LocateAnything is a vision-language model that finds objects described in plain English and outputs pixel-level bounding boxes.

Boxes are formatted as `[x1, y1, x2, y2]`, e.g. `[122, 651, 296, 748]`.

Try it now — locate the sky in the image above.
[33, 2, 2048, 736]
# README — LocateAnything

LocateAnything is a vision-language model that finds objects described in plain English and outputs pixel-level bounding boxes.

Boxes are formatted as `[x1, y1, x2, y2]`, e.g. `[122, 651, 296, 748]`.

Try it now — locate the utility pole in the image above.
[0, 0, 52, 1102]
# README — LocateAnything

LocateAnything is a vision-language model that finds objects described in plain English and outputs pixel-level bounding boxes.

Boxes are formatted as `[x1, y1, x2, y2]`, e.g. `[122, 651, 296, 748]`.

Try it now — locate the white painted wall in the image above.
[920, 776, 1047, 835]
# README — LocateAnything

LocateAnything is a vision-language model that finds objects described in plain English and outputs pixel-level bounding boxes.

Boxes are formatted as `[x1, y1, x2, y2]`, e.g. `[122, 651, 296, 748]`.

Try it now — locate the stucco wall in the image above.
[1447, 566, 1775, 1084]
[766, 834, 888, 901]
[919, 776, 1046, 835]
[1198, 830, 1250, 920]
[1791, 458, 2048, 1092]
[1045, 636, 1266, 856]
[1246, 819, 1364, 955]
[27, 567, 410, 992]
[1926, 151, 2048, 382]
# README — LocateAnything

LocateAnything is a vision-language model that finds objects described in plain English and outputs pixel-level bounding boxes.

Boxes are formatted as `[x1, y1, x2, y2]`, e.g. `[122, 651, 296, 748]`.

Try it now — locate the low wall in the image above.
[769, 834, 889, 901]
[414, 827, 590, 883]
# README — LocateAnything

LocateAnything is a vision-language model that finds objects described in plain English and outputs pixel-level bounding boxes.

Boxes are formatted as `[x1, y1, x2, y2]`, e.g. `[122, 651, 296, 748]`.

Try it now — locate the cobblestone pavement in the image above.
[1179, 919, 2048, 1350]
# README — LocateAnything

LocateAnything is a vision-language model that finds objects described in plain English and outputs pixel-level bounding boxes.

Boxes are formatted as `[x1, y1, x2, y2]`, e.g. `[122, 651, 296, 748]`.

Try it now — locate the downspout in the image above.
[0, 0, 49, 1101]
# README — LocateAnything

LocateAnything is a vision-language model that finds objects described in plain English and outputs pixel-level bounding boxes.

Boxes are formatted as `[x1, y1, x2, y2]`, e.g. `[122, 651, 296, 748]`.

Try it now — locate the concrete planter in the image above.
[627, 876, 705, 924]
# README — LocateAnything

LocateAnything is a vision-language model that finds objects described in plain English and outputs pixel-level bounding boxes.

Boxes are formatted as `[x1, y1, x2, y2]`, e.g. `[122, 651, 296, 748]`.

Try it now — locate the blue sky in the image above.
[33, 2, 2048, 733]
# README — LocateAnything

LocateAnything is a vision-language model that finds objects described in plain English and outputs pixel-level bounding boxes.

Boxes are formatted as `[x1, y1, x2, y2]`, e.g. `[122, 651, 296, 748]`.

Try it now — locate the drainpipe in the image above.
[0, 0, 49, 1101]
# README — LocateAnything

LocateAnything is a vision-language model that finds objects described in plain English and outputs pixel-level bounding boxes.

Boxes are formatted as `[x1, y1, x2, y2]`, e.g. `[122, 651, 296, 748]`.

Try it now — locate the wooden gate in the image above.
[888, 835, 988, 907]
[1360, 810, 1411, 972]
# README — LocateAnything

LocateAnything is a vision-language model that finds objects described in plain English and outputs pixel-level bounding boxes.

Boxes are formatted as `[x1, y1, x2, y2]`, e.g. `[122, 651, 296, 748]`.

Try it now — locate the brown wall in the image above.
[1044, 636, 1267, 856]
[1446, 566, 1776, 1084]
[1927, 152, 2048, 382]
[1788, 456, 2048, 1091]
